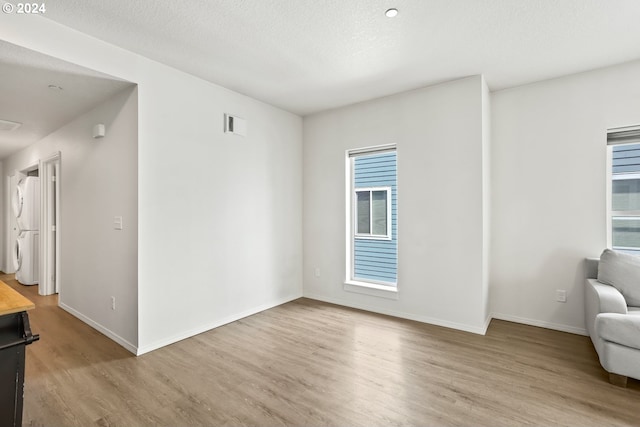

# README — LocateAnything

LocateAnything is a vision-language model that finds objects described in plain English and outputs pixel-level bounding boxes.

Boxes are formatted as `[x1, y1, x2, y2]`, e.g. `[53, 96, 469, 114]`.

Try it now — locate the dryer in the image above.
[14, 230, 39, 286]
[12, 176, 40, 231]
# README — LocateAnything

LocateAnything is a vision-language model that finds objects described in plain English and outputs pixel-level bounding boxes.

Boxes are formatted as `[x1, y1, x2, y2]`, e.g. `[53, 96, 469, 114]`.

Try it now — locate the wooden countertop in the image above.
[0, 280, 34, 316]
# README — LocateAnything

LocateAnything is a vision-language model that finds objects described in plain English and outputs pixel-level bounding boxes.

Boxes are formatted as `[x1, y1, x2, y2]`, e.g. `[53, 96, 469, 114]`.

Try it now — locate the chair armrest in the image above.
[596, 313, 640, 350]
[585, 279, 627, 337]
[585, 279, 628, 314]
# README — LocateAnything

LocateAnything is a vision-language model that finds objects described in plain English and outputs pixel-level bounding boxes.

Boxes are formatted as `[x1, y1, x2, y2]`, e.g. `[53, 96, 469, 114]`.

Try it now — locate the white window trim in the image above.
[345, 144, 397, 290]
[612, 213, 640, 218]
[607, 137, 640, 250]
[612, 246, 640, 251]
[344, 280, 399, 300]
[612, 172, 640, 181]
[354, 186, 392, 240]
[607, 145, 613, 249]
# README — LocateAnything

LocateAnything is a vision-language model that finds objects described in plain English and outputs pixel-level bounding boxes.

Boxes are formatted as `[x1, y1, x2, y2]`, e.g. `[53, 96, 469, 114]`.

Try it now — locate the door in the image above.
[39, 153, 60, 295]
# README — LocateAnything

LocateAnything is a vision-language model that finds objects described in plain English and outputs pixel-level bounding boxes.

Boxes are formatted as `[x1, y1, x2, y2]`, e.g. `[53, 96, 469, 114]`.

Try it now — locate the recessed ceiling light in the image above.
[385, 8, 398, 18]
[48, 84, 63, 91]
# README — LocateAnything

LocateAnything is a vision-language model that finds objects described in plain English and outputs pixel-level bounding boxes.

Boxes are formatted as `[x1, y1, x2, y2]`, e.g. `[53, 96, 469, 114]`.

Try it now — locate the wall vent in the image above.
[224, 114, 247, 137]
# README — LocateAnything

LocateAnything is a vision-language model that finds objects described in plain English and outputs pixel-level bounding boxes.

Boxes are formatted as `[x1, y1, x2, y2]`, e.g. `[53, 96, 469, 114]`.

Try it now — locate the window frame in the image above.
[607, 125, 640, 253]
[610, 173, 640, 253]
[611, 173, 640, 218]
[354, 186, 392, 240]
[345, 144, 398, 297]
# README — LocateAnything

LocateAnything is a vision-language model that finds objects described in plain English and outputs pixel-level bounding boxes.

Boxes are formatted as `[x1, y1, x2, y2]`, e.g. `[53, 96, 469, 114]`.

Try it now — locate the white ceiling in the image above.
[0, 41, 133, 160]
[41, 0, 640, 116]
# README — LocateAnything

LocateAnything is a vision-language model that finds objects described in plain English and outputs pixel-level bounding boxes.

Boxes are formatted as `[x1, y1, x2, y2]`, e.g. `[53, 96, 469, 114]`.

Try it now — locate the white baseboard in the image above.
[61, 292, 586, 358]
[302, 294, 587, 337]
[59, 302, 138, 354]
[304, 293, 490, 335]
[482, 313, 492, 334]
[490, 312, 588, 336]
[136, 292, 303, 356]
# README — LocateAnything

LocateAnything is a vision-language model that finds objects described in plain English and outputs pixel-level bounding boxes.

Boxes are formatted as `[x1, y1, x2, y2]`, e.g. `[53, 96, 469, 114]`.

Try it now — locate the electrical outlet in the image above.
[111, 296, 116, 310]
[556, 290, 567, 303]
[315, 267, 321, 278]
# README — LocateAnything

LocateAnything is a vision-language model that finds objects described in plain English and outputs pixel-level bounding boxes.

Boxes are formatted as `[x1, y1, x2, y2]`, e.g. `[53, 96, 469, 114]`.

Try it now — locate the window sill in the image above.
[344, 280, 398, 300]
[354, 235, 392, 241]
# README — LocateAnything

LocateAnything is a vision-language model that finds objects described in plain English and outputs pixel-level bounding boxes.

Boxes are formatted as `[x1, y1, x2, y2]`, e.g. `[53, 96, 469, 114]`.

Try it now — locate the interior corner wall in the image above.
[2, 87, 139, 349]
[0, 13, 303, 354]
[303, 75, 489, 334]
[481, 77, 491, 325]
[490, 59, 640, 334]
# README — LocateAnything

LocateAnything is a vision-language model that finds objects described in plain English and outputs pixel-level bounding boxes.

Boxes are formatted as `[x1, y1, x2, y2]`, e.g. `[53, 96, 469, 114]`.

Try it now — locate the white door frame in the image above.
[39, 152, 61, 296]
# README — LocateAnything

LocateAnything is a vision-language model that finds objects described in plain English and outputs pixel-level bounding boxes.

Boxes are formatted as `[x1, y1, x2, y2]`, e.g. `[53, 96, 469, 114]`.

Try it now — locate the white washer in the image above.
[13, 176, 40, 231]
[14, 230, 39, 286]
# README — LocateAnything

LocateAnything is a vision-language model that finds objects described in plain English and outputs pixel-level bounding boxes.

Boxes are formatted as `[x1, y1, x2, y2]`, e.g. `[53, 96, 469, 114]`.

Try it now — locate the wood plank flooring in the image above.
[3, 273, 639, 426]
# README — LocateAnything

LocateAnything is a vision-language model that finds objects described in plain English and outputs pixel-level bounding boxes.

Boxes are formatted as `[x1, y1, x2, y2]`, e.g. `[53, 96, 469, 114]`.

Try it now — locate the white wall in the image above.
[0, 161, 3, 272]
[7, 12, 636, 349]
[490, 59, 640, 334]
[1, 14, 303, 354]
[303, 76, 490, 333]
[2, 87, 139, 349]
[137, 64, 303, 353]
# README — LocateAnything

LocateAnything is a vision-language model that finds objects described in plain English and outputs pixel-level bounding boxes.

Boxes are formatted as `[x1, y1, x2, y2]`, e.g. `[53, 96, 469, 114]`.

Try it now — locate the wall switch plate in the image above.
[114, 216, 123, 230]
[111, 296, 116, 310]
[314, 267, 321, 278]
[556, 289, 567, 303]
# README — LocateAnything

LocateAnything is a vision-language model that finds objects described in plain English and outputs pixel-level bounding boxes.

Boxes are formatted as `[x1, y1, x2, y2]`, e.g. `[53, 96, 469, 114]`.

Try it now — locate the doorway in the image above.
[39, 152, 60, 296]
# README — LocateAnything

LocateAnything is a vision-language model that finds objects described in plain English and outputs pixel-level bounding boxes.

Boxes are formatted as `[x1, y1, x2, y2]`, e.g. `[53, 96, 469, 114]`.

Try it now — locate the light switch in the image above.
[114, 216, 123, 230]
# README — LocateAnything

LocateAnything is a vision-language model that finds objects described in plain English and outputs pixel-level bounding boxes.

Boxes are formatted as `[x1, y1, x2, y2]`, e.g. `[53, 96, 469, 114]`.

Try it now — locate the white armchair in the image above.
[585, 253, 640, 386]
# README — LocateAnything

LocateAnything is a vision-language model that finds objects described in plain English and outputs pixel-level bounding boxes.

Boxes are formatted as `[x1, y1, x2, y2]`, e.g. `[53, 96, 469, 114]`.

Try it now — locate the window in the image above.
[355, 187, 391, 238]
[608, 127, 640, 254]
[346, 146, 397, 290]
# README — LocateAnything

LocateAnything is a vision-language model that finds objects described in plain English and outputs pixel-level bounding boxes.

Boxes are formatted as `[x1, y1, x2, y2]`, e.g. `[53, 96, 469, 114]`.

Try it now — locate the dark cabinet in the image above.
[0, 310, 39, 427]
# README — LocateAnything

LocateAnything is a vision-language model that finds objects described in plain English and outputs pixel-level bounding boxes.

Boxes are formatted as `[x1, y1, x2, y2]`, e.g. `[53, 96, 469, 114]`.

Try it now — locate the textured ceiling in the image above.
[0, 41, 133, 160]
[41, 0, 640, 115]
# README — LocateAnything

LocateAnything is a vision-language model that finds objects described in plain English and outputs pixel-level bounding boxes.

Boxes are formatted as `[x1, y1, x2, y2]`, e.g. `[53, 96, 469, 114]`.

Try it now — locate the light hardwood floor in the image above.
[3, 274, 639, 427]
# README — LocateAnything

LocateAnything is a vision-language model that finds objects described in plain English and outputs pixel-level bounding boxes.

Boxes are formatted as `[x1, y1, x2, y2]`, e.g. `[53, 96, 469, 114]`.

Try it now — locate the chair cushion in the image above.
[596, 313, 640, 350]
[597, 249, 640, 306]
